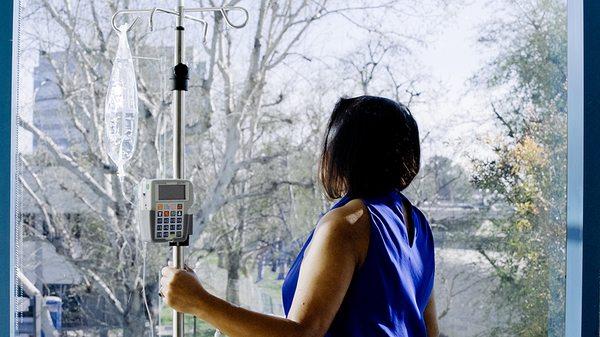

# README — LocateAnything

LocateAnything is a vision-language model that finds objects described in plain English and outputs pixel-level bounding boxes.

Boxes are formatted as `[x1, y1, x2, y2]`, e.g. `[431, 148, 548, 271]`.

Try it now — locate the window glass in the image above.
[14, 0, 566, 336]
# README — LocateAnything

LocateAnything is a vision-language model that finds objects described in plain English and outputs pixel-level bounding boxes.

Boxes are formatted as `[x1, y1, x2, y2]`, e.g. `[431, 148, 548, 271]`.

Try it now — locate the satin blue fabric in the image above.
[282, 190, 435, 337]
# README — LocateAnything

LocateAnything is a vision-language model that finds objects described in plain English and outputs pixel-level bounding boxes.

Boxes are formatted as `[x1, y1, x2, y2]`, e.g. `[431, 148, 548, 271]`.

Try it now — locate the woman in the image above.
[160, 95, 439, 337]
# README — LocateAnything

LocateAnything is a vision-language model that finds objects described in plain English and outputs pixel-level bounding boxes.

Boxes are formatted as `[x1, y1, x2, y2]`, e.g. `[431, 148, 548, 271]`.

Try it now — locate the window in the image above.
[12, 1, 567, 336]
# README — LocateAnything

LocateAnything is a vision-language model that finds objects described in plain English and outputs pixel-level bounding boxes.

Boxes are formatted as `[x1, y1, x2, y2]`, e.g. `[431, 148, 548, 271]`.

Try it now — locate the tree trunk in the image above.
[256, 257, 264, 283]
[123, 314, 147, 337]
[225, 251, 241, 305]
[122, 292, 147, 337]
[218, 252, 225, 269]
[277, 260, 286, 280]
[214, 251, 242, 337]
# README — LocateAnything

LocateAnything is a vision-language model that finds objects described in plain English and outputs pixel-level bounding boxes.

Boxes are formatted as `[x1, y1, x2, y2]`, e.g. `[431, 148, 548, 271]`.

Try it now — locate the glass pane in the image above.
[13, 0, 566, 336]
[410, 1, 566, 336]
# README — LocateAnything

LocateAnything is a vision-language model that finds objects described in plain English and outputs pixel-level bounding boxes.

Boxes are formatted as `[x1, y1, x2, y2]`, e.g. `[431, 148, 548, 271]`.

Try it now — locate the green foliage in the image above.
[406, 155, 475, 204]
[471, 1, 567, 336]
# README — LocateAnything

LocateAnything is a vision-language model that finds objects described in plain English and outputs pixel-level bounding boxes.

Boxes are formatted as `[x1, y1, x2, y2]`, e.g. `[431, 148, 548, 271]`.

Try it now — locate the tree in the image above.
[408, 155, 474, 205]
[471, 1, 567, 336]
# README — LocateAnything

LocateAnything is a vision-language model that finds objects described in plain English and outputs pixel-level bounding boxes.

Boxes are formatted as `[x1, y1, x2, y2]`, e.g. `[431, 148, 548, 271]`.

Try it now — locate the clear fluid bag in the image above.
[104, 24, 139, 180]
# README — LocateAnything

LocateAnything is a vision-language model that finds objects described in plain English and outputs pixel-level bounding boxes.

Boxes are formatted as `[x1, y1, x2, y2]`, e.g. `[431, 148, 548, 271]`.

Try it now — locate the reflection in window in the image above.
[14, 0, 566, 336]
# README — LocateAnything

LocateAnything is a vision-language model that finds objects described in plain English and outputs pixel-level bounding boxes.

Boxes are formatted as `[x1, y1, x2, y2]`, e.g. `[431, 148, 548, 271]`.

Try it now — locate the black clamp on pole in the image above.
[171, 63, 189, 91]
[170, 237, 189, 247]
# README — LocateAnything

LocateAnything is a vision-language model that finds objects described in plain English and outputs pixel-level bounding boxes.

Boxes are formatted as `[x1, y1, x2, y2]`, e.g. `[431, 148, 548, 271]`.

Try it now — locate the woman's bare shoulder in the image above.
[312, 199, 371, 263]
[321, 199, 369, 226]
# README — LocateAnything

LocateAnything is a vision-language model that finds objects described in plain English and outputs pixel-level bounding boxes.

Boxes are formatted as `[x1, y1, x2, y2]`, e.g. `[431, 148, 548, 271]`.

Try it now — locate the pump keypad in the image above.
[155, 203, 184, 240]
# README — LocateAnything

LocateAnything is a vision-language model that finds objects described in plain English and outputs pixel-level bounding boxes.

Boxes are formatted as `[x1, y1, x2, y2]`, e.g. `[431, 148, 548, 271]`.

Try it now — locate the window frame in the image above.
[1, 0, 15, 336]
[0, 0, 597, 336]
[565, 0, 600, 336]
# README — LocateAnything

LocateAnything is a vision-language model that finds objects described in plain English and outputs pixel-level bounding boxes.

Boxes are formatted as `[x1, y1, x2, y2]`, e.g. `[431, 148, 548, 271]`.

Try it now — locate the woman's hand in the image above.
[160, 264, 208, 316]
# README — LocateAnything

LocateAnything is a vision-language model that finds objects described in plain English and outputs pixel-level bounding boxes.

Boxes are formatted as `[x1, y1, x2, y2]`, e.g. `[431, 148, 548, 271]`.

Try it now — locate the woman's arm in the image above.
[424, 291, 439, 337]
[160, 200, 370, 337]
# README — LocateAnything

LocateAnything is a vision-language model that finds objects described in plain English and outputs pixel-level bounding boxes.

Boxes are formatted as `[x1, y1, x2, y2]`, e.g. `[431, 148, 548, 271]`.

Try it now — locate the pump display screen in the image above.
[158, 185, 186, 200]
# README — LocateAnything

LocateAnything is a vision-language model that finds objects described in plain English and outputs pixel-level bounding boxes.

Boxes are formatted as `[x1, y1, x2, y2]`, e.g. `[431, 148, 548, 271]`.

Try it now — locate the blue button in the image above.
[157, 211, 163, 217]
[157, 225, 162, 230]
[157, 232, 162, 238]
[176, 218, 182, 223]
[170, 218, 176, 223]
[176, 224, 182, 230]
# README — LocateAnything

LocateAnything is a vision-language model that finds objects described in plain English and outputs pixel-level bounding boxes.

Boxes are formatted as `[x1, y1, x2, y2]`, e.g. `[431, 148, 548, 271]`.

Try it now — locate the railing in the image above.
[16, 269, 41, 337]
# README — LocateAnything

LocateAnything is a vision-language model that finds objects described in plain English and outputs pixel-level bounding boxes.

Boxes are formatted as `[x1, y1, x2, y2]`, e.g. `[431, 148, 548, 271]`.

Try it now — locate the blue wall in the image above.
[0, 0, 14, 335]
[580, 0, 600, 335]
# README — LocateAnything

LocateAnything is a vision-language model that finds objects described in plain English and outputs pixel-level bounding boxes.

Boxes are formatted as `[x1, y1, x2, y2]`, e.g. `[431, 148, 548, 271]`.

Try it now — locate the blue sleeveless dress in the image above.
[282, 190, 435, 337]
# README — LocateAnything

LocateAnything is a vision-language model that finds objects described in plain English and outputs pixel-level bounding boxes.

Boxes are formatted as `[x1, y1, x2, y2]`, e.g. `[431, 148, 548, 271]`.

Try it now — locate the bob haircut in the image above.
[319, 95, 420, 199]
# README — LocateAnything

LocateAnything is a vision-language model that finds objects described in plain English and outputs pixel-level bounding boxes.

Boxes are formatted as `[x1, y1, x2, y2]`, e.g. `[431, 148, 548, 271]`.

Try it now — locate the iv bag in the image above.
[104, 24, 139, 177]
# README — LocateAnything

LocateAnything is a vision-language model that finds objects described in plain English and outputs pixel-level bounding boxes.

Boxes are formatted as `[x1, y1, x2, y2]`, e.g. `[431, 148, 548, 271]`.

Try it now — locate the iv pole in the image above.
[111, 2, 249, 336]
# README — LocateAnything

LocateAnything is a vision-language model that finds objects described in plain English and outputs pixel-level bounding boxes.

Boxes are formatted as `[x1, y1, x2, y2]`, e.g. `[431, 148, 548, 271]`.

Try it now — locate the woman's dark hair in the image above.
[319, 95, 420, 199]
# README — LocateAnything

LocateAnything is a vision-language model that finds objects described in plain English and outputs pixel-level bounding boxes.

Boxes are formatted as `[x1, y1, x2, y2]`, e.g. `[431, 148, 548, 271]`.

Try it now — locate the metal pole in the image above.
[172, 0, 185, 336]
[108, 4, 247, 337]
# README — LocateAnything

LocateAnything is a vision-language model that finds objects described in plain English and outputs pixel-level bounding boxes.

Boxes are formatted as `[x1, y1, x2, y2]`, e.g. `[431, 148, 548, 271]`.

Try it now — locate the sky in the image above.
[412, 1, 499, 164]
[292, 0, 501, 166]
[17, 0, 503, 167]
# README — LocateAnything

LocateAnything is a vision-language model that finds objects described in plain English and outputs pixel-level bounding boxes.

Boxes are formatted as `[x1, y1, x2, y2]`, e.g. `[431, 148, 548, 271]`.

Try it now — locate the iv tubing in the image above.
[142, 242, 155, 337]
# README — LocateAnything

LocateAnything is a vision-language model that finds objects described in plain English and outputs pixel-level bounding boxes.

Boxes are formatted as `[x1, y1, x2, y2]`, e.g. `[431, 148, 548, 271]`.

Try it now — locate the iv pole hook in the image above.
[183, 6, 249, 29]
[220, 6, 249, 29]
[149, 8, 192, 31]
[111, 6, 248, 38]
[181, 6, 249, 42]
[111, 15, 140, 33]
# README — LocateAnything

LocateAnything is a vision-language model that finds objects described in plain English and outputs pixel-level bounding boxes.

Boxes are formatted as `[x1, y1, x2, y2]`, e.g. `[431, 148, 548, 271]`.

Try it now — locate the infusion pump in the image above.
[137, 179, 194, 243]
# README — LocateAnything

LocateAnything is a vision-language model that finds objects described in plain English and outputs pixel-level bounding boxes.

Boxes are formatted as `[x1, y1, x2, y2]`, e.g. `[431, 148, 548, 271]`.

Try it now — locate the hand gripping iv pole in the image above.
[111, 2, 249, 336]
